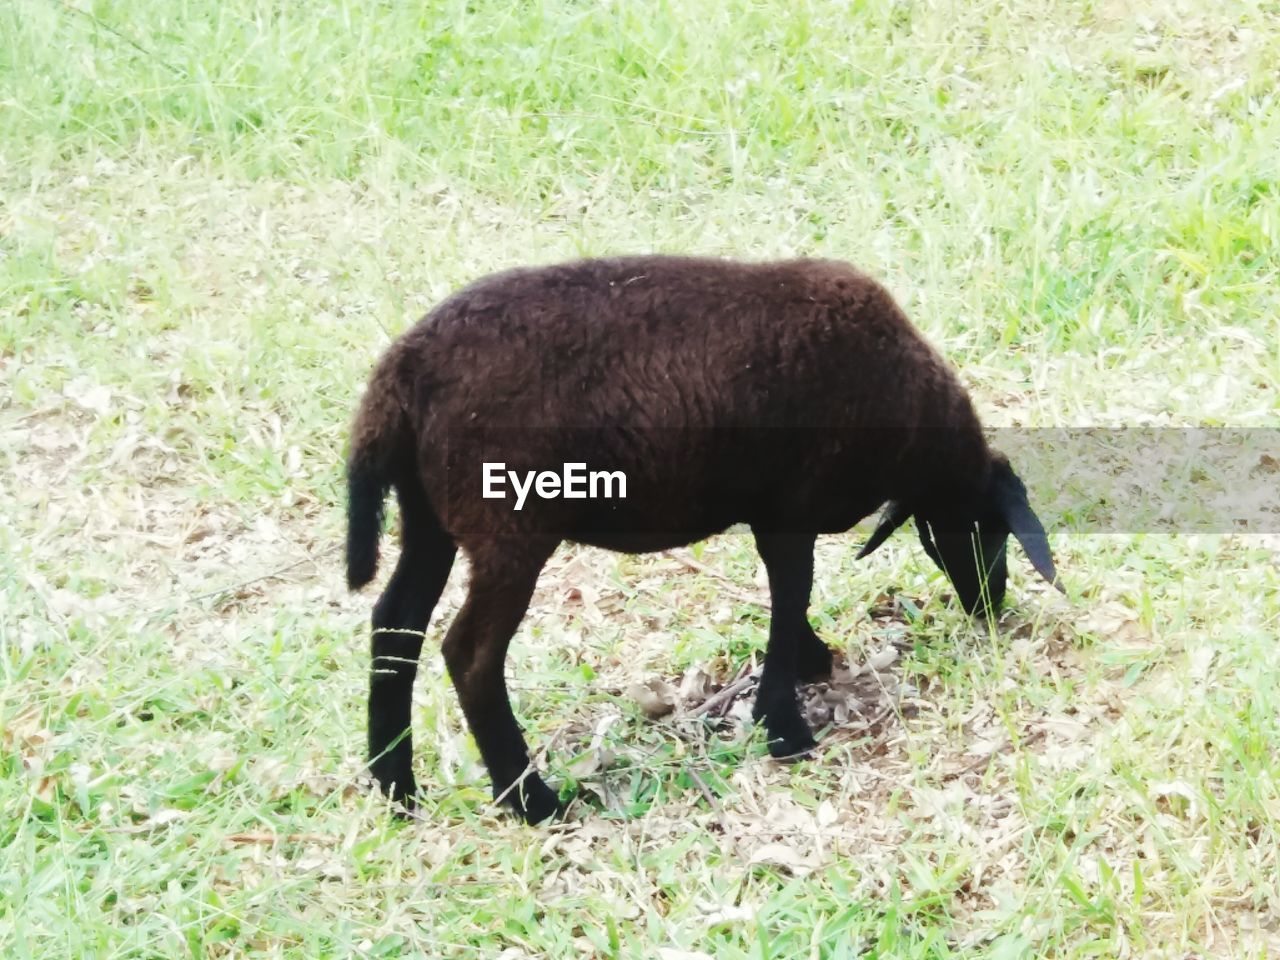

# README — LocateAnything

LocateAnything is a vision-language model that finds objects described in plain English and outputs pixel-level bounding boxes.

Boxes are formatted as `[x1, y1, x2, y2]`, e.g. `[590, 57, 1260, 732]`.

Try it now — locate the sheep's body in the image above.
[352, 257, 991, 550]
[348, 255, 1056, 823]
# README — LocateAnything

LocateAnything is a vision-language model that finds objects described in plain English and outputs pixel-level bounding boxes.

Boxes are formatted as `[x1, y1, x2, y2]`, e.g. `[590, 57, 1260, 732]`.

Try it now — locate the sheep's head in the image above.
[857, 455, 1062, 616]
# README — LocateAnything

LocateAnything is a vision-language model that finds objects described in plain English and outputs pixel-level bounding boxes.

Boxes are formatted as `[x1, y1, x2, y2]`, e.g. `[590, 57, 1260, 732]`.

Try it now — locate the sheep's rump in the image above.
[383, 256, 987, 543]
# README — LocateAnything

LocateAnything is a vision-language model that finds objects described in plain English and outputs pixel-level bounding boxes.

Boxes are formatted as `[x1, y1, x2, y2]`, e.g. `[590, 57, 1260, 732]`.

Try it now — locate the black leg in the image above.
[751, 530, 819, 759]
[368, 487, 457, 808]
[442, 540, 559, 824]
[795, 623, 834, 682]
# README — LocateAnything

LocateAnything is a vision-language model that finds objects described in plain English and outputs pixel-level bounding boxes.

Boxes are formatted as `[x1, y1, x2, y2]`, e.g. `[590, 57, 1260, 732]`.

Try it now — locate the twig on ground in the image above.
[186, 548, 336, 606]
[660, 549, 766, 608]
[686, 764, 732, 835]
[52, 0, 187, 78]
[687, 669, 758, 718]
[225, 831, 337, 846]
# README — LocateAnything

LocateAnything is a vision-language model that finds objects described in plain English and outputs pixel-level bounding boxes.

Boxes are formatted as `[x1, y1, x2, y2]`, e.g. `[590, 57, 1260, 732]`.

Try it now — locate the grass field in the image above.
[3, 0, 1279, 956]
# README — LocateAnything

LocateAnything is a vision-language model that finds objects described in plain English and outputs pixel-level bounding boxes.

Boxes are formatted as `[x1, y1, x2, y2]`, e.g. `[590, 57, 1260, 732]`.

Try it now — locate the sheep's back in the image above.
[392, 256, 989, 539]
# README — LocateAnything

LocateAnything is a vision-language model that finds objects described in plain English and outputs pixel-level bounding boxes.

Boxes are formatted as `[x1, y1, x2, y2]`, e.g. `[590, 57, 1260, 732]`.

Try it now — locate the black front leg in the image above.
[795, 623, 835, 682]
[750, 530, 819, 759]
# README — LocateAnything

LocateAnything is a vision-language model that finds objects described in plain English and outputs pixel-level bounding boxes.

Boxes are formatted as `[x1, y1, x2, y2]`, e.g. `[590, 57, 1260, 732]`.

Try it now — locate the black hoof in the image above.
[370, 759, 418, 810]
[499, 774, 561, 825]
[754, 701, 818, 762]
[766, 726, 818, 762]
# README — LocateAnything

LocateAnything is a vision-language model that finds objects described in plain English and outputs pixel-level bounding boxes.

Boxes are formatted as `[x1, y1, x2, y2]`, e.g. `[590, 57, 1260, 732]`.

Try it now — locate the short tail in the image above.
[346, 457, 388, 590]
[345, 364, 411, 590]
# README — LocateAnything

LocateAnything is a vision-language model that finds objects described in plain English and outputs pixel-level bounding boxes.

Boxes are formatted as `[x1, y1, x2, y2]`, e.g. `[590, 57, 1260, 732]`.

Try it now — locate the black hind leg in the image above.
[442, 539, 558, 824]
[368, 485, 456, 808]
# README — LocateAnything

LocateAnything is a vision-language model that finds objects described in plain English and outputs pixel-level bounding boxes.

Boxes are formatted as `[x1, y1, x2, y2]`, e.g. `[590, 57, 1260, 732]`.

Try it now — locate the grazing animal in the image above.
[346, 255, 1061, 824]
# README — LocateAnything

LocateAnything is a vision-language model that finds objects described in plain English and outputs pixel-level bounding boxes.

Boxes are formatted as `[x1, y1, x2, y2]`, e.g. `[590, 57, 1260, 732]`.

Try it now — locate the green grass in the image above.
[2, 0, 1278, 956]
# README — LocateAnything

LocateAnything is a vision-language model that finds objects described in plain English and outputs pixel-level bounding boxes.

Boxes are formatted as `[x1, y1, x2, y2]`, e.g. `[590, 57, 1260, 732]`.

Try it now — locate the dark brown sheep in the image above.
[346, 255, 1060, 823]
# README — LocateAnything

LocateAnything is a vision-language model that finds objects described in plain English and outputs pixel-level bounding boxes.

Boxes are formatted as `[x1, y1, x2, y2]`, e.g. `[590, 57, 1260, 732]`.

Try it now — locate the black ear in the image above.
[990, 459, 1064, 593]
[857, 501, 913, 559]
